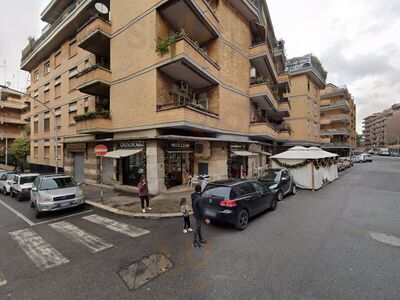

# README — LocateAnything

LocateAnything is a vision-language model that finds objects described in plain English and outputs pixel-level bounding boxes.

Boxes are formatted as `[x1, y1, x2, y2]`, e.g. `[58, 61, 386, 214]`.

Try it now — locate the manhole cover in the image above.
[118, 253, 173, 290]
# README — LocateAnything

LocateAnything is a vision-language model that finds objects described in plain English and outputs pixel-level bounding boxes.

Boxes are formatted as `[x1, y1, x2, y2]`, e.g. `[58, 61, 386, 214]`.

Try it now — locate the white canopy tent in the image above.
[271, 146, 339, 190]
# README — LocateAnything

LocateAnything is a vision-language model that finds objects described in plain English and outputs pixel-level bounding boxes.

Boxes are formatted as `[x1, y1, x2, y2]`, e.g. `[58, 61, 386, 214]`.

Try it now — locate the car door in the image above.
[251, 181, 271, 211]
[281, 170, 291, 194]
[0, 174, 6, 191]
[11, 175, 19, 193]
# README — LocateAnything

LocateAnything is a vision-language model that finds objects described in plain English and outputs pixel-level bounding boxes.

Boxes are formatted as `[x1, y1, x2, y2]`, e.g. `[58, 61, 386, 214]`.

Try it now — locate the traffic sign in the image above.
[95, 144, 108, 157]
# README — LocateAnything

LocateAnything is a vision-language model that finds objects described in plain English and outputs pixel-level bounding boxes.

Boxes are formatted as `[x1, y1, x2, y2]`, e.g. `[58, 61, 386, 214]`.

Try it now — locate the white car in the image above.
[0, 172, 18, 195]
[10, 173, 40, 201]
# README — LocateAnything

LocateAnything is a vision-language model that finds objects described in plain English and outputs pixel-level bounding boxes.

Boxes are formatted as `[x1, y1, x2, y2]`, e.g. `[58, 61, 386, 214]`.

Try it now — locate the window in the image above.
[44, 139, 50, 158]
[54, 76, 61, 98]
[33, 115, 39, 133]
[69, 38, 77, 57]
[44, 112, 50, 131]
[44, 83, 50, 102]
[236, 183, 255, 196]
[251, 182, 268, 193]
[56, 137, 62, 158]
[44, 61, 50, 75]
[34, 70, 39, 82]
[55, 107, 61, 129]
[69, 102, 77, 125]
[34, 141, 39, 158]
[84, 97, 89, 113]
[55, 49, 61, 67]
[69, 67, 79, 90]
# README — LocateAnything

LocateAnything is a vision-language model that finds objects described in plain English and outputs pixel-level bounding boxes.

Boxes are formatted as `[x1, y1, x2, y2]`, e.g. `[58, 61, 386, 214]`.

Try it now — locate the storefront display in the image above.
[163, 141, 194, 188]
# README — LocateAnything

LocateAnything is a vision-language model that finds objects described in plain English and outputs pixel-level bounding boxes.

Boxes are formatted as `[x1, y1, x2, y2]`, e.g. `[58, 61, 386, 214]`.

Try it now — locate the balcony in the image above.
[320, 128, 351, 136]
[21, 0, 109, 71]
[225, 0, 259, 22]
[249, 121, 291, 141]
[75, 64, 111, 97]
[75, 112, 112, 134]
[0, 132, 21, 139]
[0, 101, 27, 110]
[77, 16, 111, 57]
[158, 0, 219, 45]
[320, 100, 350, 112]
[0, 117, 27, 125]
[322, 142, 352, 149]
[250, 82, 278, 111]
[249, 43, 278, 81]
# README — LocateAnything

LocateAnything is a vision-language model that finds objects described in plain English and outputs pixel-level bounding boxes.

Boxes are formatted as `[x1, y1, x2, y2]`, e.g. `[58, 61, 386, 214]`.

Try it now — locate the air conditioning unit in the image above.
[195, 141, 211, 158]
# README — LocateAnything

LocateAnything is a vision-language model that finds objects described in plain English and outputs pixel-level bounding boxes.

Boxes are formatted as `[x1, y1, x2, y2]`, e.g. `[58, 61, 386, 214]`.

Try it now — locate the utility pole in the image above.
[0, 85, 59, 173]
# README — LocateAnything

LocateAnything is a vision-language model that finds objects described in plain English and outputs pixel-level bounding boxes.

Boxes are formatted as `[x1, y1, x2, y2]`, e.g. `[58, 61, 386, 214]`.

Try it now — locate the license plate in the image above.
[205, 209, 216, 218]
[60, 202, 71, 207]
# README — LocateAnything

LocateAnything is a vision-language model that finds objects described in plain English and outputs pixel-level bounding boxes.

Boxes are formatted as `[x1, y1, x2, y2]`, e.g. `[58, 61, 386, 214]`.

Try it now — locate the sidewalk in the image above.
[82, 184, 195, 218]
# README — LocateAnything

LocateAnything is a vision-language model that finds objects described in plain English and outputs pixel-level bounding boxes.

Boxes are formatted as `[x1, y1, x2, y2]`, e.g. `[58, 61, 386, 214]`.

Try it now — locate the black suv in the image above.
[201, 179, 278, 230]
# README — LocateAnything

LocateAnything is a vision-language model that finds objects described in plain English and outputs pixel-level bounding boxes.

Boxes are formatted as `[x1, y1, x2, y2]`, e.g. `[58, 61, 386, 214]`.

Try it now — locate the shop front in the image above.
[104, 140, 146, 187]
[228, 143, 256, 179]
[163, 141, 194, 188]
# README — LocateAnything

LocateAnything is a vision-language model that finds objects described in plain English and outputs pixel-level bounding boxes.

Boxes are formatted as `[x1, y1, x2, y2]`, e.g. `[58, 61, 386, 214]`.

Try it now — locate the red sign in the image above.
[95, 144, 108, 157]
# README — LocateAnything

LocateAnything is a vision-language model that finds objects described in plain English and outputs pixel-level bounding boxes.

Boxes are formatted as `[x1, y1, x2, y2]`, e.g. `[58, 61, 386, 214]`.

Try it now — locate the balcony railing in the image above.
[320, 100, 350, 111]
[320, 128, 351, 136]
[75, 111, 112, 134]
[22, 0, 85, 62]
[0, 117, 27, 125]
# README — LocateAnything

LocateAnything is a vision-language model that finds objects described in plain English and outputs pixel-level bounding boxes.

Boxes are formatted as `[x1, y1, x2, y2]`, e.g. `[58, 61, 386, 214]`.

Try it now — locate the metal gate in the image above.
[73, 152, 85, 183]
[102, 158, 114, 185]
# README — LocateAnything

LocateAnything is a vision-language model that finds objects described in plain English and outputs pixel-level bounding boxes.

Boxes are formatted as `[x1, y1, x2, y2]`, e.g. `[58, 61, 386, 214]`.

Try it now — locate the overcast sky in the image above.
[1, 0, 399, 133]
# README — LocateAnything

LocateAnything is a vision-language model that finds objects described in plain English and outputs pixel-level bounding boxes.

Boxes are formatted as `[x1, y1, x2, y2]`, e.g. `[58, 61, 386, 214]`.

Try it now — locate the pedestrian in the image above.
[138, 176, 151, 213]
[198, 176, 207, 192]
[180, 197, 193, 233]
[191, 184, 210, 247]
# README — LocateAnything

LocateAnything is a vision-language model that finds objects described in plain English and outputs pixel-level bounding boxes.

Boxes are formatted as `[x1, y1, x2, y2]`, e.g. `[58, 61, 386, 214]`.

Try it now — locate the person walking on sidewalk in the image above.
[138, 176, 151, 213]
[180, 197, 193, 233]
[191, 184, 210, 247]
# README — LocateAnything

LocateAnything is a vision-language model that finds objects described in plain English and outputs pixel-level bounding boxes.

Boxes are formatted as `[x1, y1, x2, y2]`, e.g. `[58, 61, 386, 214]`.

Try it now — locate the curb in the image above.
[86, 200, 182, 219]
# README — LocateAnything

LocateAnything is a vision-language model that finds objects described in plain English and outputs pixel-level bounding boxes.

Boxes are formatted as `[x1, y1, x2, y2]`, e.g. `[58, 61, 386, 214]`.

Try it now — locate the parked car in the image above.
[390, 152, 400, 157]
[361, 153, 373, 163]
[0, 172, 18, 195]
[352, 155, 363, 163]
[257, 168, 296, 201]
[10, 173, 39, 201]
[30, 174, 85, 218]
[338, 159, 346, 172]
[201, 179, 278, 230]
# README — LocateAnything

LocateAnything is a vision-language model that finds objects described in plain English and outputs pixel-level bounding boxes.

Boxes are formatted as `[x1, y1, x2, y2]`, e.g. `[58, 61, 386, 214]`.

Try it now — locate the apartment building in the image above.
[0, 88, 28, 164]
[363, 103, 400, 151]
[320, 83, 357, 156]
[21, 0, 291, 194]
[284, 54, 326, 146]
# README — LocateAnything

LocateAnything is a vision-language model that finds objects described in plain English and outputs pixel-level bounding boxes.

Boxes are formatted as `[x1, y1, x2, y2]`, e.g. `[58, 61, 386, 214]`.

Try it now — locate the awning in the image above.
[232, 150, 258, 157]
[258, 151, 272, 156]
[104, 149, 143, 158]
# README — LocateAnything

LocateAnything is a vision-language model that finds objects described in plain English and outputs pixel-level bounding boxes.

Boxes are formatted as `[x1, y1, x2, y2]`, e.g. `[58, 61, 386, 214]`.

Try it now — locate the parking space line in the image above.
[49, 221, 113, 253]
[83, 214, 150, 238]
[0, 199, 35, 226]
[0, 269, 6, 287]
[9, 229, 69, 271]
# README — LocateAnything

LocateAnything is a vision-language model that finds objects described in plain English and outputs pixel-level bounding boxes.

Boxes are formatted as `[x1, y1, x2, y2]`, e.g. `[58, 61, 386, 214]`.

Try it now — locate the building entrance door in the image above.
[73, 152, 85, 183]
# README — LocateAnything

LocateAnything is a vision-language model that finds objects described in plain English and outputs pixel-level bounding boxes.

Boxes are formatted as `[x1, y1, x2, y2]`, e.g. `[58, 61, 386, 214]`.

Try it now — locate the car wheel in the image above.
[35, 206, 43, 218]
[292, 184, 297, 195]
[270, 197, 278, 211]
[2, 187, 5, 195]
[277, 190, 284, 201]
[16, 192, 22, 202]
[10, 189, 15, 198]
[235, 209, 249, 230]
[30, 200, 34, 208]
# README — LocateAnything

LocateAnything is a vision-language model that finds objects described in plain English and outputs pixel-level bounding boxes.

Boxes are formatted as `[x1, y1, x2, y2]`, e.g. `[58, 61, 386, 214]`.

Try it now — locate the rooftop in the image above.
[286, 54, 327, 88]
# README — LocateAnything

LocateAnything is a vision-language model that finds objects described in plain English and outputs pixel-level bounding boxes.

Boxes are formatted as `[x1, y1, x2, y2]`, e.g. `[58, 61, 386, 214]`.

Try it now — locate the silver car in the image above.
[30, 174, 85, 218]
[0, 172, 17, 195]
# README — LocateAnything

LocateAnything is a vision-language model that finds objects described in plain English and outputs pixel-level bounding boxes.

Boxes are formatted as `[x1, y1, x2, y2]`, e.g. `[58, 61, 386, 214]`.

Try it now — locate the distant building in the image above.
[0, 88, 29, 164]
[320, 83, 357, 156]
[363, 104, 400, 151]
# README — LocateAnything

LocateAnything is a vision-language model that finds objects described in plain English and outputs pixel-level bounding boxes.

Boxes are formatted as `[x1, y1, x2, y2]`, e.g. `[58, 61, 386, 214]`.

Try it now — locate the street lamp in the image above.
[0, 128, 8, 165]
[0, 85, 59, 173]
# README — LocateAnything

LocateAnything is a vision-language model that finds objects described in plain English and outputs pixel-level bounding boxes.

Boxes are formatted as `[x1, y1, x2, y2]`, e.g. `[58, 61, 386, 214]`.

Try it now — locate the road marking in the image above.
[32, 209, 94, 226]
[82, 214, 150, 238]
[0, 199, 35, 226]
[49, 221, 113, 253]
[369, 232, 400, 247]
[0, 269, 6, 287]
[9, 229, 69, 271]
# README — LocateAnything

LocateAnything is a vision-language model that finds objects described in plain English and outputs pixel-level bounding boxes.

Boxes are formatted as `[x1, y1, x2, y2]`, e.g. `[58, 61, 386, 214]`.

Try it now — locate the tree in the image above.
[10, 135, 30, 171]
[356, 134, 364, 148]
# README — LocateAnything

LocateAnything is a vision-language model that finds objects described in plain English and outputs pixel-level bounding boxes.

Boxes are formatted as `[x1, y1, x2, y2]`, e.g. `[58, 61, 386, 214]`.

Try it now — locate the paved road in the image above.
[0, 156, 399, 299]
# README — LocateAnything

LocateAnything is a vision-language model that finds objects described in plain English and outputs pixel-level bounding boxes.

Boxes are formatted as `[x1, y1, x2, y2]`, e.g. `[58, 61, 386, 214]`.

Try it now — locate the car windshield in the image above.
[39, 177, 77, 190]
[202, 185, 232, 200]
[259, 169, 280, 182]
[20, 176, 38, 184]
[6, 174, 16, 180]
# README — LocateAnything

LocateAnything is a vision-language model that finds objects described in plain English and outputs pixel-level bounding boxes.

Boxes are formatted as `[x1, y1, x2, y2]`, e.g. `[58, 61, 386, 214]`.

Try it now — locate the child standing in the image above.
[180, 198, 192, 233]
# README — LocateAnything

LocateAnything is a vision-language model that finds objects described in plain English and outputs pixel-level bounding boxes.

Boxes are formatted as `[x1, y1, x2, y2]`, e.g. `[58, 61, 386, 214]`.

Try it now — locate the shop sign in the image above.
[66, 143, 86, 151]
[165, 141, 193, 151]
[230, 143, 247, 151]
[118, 140, 145, 149]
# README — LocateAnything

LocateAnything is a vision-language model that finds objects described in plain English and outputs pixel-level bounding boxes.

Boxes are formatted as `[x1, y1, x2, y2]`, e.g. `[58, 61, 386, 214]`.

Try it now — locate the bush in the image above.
[74, 110, 110, 122]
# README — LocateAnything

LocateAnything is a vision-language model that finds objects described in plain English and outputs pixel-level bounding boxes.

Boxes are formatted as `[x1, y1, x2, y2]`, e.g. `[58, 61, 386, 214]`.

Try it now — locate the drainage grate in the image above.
[118, 253, 173, 291]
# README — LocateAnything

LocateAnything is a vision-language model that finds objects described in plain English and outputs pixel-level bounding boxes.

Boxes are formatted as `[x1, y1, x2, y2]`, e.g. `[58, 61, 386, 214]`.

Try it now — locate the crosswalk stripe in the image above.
[9, 229, 69, 271]
[49, 221, 113, 253]
[82, 214, 150, 238]
[0, 269, 6, 287]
